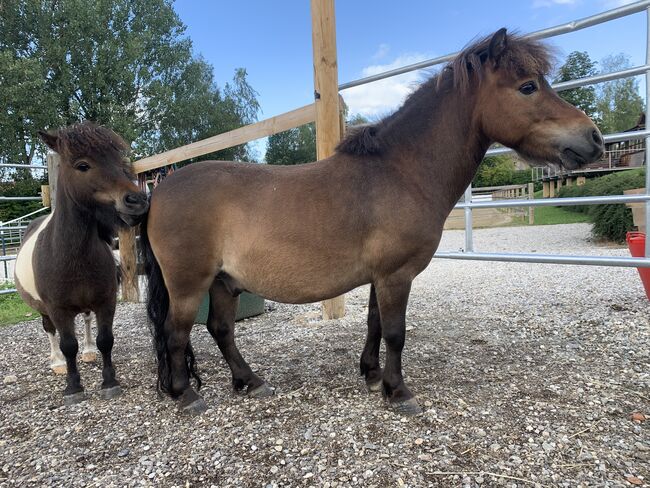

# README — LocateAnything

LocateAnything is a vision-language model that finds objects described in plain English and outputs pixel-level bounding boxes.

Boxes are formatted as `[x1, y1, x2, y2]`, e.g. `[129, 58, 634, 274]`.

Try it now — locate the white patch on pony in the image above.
[15, 213, 54, 302]
[47, 331, 66, 372]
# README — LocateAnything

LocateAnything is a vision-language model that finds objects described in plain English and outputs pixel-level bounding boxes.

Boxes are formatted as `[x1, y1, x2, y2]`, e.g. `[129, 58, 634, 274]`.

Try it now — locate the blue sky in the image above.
[173, 0, 646, 157]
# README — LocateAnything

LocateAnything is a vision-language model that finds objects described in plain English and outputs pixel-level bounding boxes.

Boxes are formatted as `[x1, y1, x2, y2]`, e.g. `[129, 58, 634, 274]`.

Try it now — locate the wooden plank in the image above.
[41, 185, 50, 208]
[118, 227, 139, 302]
[46, 152, 60, 211]
[312, 0, 345, 320]
[132, 103, 317, 174]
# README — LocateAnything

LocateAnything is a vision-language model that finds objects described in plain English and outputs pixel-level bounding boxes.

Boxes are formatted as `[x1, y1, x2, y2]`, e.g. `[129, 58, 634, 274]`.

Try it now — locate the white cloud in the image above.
[532, 0, 580, 8]
[372, 43, 390, 60]
[341, 53, 430, 119]
[599, 0, 637, 8]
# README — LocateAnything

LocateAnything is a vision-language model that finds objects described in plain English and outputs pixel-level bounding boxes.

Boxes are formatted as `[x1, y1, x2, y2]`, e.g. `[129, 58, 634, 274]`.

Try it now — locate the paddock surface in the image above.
[0, 223, 648, 487]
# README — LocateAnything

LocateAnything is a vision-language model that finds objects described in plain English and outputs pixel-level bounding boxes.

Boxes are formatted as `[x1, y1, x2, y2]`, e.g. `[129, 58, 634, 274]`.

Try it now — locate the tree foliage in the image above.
[596, 54, 645, 134]
[265, 114, 370, 165]
[554, 51, 599, 123]
[0, 0, 260, 168]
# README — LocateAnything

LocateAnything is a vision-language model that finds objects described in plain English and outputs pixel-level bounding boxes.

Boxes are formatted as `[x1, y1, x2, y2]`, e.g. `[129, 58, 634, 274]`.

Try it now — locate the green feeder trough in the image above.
[195, 292, 265, 324]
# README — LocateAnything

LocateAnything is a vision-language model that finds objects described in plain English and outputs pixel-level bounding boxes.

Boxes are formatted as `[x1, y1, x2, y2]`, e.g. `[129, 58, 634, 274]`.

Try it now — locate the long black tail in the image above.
[140, 211, 201, 395]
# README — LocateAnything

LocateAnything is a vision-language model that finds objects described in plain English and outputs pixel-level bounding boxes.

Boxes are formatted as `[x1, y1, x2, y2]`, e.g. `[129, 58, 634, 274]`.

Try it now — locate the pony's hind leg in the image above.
[94, 300, 122, 399]
[206, 279, 273, 398]
[360, 285, 383, 392]
[164, 293, 207, 414]
[50, 311, 86, 405]
[81, 312, 99, 363]
[375, 277, 422, 415]
[43, 315, 66, 375]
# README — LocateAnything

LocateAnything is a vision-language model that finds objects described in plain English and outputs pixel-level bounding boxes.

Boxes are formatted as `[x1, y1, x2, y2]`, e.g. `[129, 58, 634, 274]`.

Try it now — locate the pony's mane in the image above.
[336, 30, 554, 157]
[57, 121, 129, 163]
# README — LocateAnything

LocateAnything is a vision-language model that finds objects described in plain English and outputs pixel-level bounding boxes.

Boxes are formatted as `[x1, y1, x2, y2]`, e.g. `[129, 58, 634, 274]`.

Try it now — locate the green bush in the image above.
[557, 168, 646, 242]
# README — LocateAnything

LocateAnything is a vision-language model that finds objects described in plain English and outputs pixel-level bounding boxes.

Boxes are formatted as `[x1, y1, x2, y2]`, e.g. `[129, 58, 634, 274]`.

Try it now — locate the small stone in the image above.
[3, 375, 17, 384]
[414, 438, 424, 445]
[417, 454, 432, 462]
[631, 412, 646, 423]
[117, 449, 129, 458]
[476, 429, 487, 437]
[274, 445, 282, 452]
[363, 470, 373, 479]
[542, 442, 554, 453]
[270, 466, 278, 474]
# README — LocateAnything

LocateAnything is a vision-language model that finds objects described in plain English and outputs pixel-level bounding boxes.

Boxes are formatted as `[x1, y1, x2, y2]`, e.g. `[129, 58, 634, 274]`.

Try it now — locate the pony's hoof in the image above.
[99, 385, 122, 400]
[51, 364, 67, 375]
[81, 351, 97, 362]
[181, 398, 208, 415]
[389, 397, 422, 416]
[248, 383, 274, 398]
[366, 380, 382, 392]
[63, 391, 86, 406]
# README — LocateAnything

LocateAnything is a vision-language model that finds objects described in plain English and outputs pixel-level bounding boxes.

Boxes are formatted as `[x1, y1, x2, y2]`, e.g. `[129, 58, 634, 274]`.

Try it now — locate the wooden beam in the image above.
[118, 227, 139, 302]
[46, 152, 60, 211]
[312, 0, 345, 320]
[132, 103, 316, 174]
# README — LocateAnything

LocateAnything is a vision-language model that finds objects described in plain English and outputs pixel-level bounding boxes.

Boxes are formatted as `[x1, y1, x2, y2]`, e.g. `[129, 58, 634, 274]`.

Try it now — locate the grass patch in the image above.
[0, 283, 37, 326]
[530, 205, 592, 225]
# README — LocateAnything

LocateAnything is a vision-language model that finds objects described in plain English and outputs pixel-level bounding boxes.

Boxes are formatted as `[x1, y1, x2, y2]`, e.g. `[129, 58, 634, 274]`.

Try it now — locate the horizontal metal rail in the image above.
[434, 251, 650, 268]
[339, 0, 650, 90]
[553, 64, 649, 92]
[486, 129, 649, 157]
[455, 194, 650, 209]
[0, 196, 41, 202]
[0, 289, 17, 295]
[0, 163, 47, 169]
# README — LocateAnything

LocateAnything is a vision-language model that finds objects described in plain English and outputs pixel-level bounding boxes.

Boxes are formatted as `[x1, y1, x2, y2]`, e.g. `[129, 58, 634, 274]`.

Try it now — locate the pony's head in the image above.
[457, 28, 604, 169]
[39, 122, 148, 225]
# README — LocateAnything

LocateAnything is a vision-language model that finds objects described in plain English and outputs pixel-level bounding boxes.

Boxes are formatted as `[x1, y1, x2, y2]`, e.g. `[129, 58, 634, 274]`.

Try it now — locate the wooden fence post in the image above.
[46, 152, 60, 211]
[528, 182, 534, 225]
[119, 226, 139, 302]
[312, 0, 345, 320]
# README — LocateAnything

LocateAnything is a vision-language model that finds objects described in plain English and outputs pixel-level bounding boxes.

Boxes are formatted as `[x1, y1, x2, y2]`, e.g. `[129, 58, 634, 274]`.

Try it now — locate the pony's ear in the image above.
[488, 28, 508, 65]
[38, 130, 59, 152]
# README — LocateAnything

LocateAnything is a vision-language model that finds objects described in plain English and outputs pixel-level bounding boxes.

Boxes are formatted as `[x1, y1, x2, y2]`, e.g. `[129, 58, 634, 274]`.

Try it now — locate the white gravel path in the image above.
[0, 223, 648, 487]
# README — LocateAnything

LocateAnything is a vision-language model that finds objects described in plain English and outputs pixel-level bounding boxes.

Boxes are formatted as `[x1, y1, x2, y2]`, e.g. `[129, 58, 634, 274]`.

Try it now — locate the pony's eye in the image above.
[519, 81, 538, 95]
[75, 162, 91, 172]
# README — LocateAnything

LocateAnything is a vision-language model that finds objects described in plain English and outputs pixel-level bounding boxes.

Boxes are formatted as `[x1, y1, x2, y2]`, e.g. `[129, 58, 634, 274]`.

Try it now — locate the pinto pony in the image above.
[14, 122, 148, 405]
[142, 29, 604, 414]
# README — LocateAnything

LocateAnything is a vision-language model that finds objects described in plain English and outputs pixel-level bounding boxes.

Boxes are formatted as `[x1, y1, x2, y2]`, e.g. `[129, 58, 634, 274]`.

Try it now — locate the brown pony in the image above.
[14, 122, 148, 405]
[141, 29, 604, 414]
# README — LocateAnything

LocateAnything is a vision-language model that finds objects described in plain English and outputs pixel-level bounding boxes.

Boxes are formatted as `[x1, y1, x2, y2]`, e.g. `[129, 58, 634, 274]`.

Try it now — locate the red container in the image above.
[626, 231, 650, 300]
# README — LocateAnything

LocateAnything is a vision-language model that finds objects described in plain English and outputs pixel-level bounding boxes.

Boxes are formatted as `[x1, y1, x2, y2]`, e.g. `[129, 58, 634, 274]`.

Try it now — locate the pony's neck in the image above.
[50, 186, 102, 252]
[381, 79, 491, 215]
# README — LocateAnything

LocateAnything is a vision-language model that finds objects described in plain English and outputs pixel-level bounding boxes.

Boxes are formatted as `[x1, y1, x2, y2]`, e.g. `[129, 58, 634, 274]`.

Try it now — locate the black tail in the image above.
[140, 211, 201, 395]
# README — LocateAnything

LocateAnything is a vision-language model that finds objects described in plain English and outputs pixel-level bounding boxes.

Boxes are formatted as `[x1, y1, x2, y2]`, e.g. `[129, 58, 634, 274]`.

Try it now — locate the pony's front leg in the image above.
[360, 285, 383, 392]
[375, 277, 422, 415]
[81, 312, 99, 363]
[52, 311, 86, 405]
[43, 315, 66, 374]
[94, 302, 122, 400]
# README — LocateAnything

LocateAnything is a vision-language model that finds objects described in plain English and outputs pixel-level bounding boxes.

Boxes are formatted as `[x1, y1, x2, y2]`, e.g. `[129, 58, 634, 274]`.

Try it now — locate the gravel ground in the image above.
[0, 223, 648, 488]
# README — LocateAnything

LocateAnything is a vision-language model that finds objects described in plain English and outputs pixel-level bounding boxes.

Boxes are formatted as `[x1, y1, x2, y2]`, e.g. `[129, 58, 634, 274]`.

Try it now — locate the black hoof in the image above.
[389, 397, 422, 416]
[248, 382, 274, 398]
[63, 391, 86, 406]
[366, 380, 382, 392]
[181, 398, 208, 415]
[99, 385, 123, 400]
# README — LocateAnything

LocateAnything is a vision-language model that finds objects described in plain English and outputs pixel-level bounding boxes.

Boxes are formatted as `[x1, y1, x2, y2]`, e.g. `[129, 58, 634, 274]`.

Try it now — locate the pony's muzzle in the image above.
[559, 127, 604, 170]
[119, 192, 149, 225]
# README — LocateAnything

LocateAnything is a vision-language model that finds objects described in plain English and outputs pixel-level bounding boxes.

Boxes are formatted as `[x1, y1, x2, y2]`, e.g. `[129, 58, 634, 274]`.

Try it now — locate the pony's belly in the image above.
[14, 213, 53, 304]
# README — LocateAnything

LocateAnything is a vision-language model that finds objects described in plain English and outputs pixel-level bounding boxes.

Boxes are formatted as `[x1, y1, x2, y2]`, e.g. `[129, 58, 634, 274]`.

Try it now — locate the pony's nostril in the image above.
[592, 129, 603, 146]
[124, 193, 142, 206]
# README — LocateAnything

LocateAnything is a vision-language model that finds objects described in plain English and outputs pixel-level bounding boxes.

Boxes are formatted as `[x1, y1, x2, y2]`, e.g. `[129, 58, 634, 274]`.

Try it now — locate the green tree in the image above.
[473, 156, 516, 188]
[265, 114, 370, 165]
[266, 123, 317, 165]
[596, 54, 645, 134]
[554, 51, 599, 122]
[0, 0, 259, 167]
